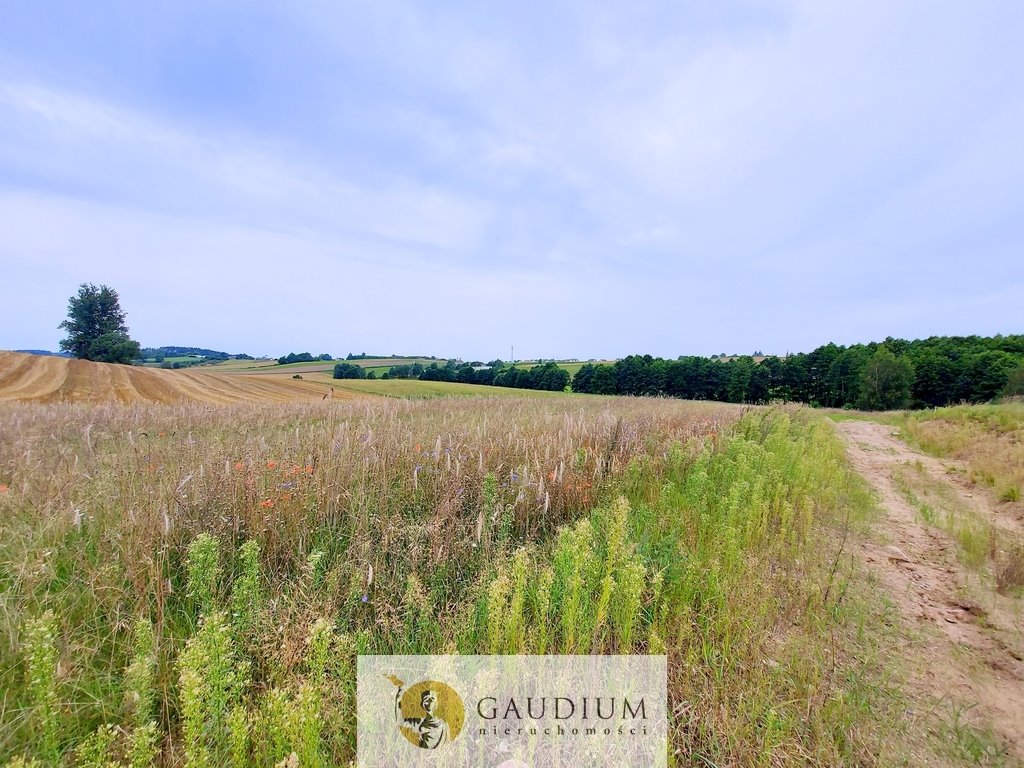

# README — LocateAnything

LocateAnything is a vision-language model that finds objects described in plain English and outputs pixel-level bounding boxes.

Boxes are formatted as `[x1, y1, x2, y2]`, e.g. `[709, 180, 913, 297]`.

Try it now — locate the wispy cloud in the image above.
[0, 82, 491, 255]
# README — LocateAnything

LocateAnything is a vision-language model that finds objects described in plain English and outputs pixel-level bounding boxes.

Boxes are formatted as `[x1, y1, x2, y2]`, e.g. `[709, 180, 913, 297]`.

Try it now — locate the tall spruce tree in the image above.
[58, 283, 141, 364]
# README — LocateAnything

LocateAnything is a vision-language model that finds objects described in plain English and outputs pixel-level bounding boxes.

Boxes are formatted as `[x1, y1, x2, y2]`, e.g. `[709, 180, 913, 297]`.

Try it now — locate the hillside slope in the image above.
[0, 351, 357, 405]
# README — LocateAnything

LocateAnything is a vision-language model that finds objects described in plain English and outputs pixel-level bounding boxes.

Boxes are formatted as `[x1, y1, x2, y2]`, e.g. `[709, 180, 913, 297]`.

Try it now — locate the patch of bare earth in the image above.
[837, 420, 1024, 764]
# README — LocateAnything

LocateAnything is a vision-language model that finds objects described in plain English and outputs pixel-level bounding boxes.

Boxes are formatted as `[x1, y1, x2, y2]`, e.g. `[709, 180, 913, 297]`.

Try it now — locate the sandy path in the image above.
[836, 420, 1024, 761]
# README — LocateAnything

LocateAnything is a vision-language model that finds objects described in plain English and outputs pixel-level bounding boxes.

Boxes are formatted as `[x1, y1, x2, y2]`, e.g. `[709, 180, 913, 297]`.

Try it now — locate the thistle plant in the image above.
[179, 611, 248, 768]
[23, 611, 60, 765]
[74, 724, 117, 768]
[551, 519, 598, 652]
[124, 617, 157, 728]
[256, 688, 291, 766]
[230, 540, 262, 636]
[128, 723, 160, 768]
[254, 686, 322, 768]
[289, 684, 322, 768]
[530, 567, 554, 654]
[186, 533, 222, 616]
[306, 618, 333, 687]
[481, 472, 498, 546]
[610, 559, 646, 651]
[484, 567, 510, 653]
[306, 549, 327, 588]
[504, 549, 529, 654]
[2, 758, 43, 768]
[226, 706, 251, 768]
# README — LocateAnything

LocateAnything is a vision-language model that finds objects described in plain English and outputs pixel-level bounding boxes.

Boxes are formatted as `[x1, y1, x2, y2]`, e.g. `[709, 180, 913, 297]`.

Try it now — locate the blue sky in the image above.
[1, 1, 1021, 360]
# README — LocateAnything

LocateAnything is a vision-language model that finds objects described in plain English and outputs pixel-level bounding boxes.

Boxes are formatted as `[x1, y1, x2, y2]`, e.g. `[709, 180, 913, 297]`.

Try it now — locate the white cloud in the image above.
[0, 82, 491, 255]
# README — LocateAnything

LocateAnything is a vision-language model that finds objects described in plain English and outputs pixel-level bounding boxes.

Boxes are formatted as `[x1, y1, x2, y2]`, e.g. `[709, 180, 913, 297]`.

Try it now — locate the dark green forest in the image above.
[571, 335, 1024, 409]
[362, 360, 571, 392]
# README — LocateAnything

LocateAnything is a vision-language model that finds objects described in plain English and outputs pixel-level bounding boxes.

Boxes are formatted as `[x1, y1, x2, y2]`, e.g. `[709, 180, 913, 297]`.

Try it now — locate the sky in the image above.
[1, 1, 1022, 361]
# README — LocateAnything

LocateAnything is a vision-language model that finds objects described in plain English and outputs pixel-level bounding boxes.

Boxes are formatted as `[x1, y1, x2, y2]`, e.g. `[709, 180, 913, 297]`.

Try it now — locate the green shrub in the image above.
[23, 612, 60, 765]
[186, 534, 222, 616]
[230, 540, 262, 636]
[124, 617, 157, 728]
[179, 612, 248, 768]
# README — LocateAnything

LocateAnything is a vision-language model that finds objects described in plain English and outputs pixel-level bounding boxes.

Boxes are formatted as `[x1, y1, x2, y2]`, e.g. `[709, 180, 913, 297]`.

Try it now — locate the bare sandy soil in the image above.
[837, 419, 1024, 762]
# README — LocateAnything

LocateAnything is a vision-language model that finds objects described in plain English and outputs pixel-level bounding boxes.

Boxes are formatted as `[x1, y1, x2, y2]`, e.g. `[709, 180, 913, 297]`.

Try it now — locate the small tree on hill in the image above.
[857, 348, 914, 410]
[333, 362, 366, 380]
[58, 283, 141, 364]
[1003, 362, 1024, 398]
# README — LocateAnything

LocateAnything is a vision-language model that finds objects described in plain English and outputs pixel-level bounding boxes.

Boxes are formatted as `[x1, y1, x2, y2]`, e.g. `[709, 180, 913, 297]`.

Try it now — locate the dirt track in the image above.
[0, 351, 361, 405]
[837, 420, 1024, 761]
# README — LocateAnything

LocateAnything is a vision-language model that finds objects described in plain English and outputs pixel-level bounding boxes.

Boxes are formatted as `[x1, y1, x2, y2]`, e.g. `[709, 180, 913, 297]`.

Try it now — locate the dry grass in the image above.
[997, 543, 1024, 596]
[899, 402, 1024, 514]
[891, 460, 995, 572]
[0, 397, 735, 759]
[0, 397, 908, 766]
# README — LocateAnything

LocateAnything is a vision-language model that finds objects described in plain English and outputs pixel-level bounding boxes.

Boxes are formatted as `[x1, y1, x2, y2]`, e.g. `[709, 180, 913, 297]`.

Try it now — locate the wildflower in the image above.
[304, 464, 313, 474]
[361, 594, 369, 603]
[291, 465, 302, 475]
[0, 484, 8, 494]
[259, 499, 274, 508]
[548, 471, 556, 482]
[279, 482, 296, 490]
[233, 462, 245, 471]
[159, 431, 166, 437]
[415, 443, 422, 452]
[266, 460, 277, 470]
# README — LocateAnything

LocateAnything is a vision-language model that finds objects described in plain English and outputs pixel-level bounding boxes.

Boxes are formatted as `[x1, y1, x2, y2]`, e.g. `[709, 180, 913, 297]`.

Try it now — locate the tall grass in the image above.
[0, 397, 896, 765]
[899, 402, 1024, 505]
[898, 403, 1024, 593]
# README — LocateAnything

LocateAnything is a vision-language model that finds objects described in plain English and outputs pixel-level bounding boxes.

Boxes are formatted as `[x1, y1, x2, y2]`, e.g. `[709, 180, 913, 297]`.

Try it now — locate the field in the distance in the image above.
[0, 353, 583, 404]
[215, 357, 610, 380]
[259, 368, 569, 399]
[0, 351, 354, 405]
[213, 357, 445, 373]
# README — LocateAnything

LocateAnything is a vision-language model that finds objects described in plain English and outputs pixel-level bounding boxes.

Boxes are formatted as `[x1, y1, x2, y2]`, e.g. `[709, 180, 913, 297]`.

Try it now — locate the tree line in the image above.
[277, 352, 333, 365]
[335, 360, 571, 392]
[571, 335, 1024, 409]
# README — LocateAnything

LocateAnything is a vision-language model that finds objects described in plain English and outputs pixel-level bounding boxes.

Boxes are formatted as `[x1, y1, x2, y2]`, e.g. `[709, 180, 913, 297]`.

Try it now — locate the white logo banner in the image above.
[357, 655, 667, 767]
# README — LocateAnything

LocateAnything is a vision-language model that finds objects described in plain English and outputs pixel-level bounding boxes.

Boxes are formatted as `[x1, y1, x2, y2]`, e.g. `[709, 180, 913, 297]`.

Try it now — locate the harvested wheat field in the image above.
[0, 352, 358, 405]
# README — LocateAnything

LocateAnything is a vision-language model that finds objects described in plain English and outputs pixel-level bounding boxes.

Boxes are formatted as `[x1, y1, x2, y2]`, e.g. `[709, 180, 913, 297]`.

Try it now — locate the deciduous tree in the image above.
[58, 283, 140, 364]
